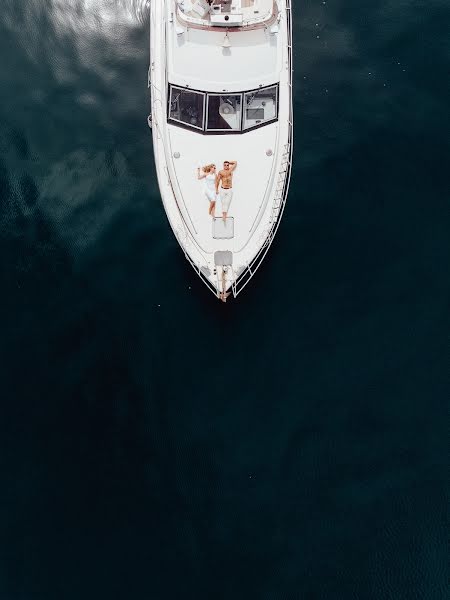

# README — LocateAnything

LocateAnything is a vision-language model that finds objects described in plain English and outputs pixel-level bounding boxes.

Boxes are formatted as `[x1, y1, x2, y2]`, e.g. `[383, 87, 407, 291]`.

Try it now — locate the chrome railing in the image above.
[233, 0, 294, 297]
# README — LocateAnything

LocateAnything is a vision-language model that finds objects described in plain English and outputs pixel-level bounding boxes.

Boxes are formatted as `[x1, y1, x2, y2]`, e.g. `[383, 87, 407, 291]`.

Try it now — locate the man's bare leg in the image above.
[222, 211, 227, 223]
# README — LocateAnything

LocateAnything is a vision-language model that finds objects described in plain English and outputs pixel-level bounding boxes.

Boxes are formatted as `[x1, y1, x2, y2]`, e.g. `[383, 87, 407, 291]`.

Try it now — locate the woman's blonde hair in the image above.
[202, 163, 216, 174]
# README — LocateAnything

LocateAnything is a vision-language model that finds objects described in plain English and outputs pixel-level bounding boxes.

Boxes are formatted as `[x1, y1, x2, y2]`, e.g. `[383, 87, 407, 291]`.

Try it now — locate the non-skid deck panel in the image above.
[213, 217, 234, 239]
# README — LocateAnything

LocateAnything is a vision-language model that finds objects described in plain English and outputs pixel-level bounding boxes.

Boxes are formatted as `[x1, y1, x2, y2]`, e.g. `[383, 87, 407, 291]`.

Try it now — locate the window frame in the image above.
[205, 93, 243, 133]
[168, 86, 206, 132]
[243, 85, 279, 132]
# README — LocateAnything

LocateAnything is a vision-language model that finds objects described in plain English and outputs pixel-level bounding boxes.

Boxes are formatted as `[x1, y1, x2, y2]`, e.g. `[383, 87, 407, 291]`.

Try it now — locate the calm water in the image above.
[0, 1, 448, 598]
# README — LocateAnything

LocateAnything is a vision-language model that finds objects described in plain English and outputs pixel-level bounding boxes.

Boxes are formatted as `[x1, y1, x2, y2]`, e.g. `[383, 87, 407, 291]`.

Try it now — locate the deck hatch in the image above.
[214, 250, 233, 266]
[213, 218, 234, 239]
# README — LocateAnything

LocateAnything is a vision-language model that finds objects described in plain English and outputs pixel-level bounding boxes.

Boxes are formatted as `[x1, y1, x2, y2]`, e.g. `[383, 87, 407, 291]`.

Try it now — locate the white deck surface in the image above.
[168, 26, 281, 92]
[167, 122, 278, 254]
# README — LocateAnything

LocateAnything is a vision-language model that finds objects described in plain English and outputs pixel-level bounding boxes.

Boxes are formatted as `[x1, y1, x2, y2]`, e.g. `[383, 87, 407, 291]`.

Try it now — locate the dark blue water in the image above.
[0, 1, 448, 598]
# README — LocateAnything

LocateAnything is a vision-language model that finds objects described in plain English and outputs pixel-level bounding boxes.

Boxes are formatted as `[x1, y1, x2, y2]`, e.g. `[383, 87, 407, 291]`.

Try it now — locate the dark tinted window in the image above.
[167, 85, 278, 133]
[243, 86, 278, 130]
[169, 86, 205, 130]
[206, 94, 242, 131]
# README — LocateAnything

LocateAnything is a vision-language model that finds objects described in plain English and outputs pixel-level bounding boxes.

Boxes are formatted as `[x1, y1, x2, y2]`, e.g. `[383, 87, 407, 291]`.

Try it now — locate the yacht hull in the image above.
[149, 0, 293, 300]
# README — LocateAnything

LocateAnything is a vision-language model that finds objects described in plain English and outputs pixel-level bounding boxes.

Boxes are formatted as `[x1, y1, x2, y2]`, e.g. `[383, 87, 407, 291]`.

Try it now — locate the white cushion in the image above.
[192, 0, 210, 17]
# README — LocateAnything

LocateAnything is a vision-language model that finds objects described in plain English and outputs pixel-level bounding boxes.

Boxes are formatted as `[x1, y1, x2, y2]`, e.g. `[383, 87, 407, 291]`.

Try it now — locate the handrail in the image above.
[233, 0, 294, 296]
[149, 2, 216, 295]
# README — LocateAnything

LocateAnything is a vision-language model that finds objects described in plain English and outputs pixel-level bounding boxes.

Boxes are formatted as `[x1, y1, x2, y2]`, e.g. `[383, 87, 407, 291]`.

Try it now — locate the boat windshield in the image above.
[168, 84, 278, 134]
[207, 94, 242, 132]
[169, 87, 205, 130]
[243, 86, 278, 130]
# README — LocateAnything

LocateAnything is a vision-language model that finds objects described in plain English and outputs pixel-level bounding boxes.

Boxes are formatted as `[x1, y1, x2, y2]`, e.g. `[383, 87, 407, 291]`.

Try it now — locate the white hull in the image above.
[149, 0, 293, 300]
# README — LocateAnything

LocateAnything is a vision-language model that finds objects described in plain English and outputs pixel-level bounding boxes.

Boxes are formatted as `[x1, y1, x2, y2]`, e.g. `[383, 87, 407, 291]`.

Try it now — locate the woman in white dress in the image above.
[197, 163, 217, 217]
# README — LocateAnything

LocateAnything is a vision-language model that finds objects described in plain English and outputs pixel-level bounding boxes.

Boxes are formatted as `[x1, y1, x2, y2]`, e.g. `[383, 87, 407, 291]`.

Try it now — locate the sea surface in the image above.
[0, 1, 448, 598]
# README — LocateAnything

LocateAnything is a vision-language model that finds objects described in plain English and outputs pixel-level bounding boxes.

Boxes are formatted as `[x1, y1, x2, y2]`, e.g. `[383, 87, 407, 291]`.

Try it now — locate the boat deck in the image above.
[166, 121, 279, 255]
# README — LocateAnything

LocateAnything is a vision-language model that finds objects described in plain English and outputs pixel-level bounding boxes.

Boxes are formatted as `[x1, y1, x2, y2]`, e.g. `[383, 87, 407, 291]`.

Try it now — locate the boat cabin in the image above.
[176, 0, 276, 28]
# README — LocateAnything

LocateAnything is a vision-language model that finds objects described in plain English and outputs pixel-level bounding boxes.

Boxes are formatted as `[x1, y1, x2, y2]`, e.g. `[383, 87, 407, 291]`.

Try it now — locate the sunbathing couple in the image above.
[197, 160, 237, 222]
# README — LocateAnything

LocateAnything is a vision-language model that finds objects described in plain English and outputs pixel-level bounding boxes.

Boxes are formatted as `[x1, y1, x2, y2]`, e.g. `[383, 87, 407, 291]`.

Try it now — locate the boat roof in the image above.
[168, 1, 282, 92]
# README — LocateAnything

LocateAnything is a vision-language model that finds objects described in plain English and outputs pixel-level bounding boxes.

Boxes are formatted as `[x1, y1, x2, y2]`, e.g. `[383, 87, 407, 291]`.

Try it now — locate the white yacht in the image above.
[149, 0, 293, 301]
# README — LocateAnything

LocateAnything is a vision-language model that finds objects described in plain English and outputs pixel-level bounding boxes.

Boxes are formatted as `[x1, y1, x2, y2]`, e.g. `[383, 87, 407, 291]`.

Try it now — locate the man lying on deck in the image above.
[216, 160, 237, 223]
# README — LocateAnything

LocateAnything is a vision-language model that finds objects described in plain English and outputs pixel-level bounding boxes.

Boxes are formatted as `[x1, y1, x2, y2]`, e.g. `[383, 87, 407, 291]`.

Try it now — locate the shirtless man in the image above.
[215, 160, 237, 223]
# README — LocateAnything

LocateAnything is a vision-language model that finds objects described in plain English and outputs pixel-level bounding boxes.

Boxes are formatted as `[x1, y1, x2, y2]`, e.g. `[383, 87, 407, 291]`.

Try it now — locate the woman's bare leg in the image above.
[210, 201, 216, 217]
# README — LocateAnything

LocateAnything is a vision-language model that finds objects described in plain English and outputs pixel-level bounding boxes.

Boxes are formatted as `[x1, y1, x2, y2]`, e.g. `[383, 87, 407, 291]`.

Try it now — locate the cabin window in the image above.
[167, 84, 278, 133]
[243, 86, 278, 130]
[206, 94, 242, 132]
[168, 87, 205, 131]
